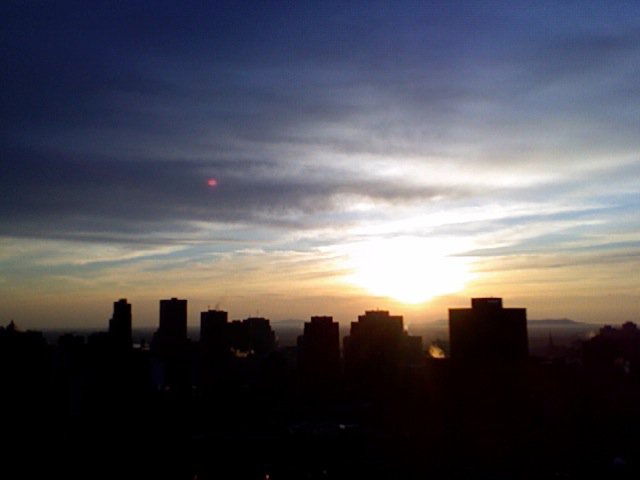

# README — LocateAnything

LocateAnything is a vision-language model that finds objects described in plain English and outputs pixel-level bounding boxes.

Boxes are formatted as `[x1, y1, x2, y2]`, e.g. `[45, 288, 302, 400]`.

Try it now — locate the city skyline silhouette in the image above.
[2, 295, 640, 478]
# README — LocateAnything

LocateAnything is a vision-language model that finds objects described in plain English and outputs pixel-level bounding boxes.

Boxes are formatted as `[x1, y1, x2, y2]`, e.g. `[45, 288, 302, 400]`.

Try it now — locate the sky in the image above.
[1, 1, 639, 329]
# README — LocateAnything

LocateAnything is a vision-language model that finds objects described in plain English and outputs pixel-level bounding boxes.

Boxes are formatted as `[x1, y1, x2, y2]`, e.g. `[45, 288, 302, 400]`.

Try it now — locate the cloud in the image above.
[0, 144, 472, 243]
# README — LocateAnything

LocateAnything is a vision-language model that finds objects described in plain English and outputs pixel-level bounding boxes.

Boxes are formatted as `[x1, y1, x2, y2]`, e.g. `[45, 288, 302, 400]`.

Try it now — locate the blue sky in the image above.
[1, 1, 639, 328]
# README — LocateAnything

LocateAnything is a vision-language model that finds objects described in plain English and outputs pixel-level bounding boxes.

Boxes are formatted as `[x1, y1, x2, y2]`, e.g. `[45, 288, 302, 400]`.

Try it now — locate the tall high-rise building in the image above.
[200, 309, 228, 354]
[152, 298, 189, 391]
[159, 297, 188, 342]
[449, 298, 528, 362]
[583, 322, 640, 373]
[152, 298, 188, 356]
[297, 316, 340, 380]
[224, 317, 277, 357]
[343, 310, 422, 376]
[108, 298, 132, 349]
[244, 317, 276, 356]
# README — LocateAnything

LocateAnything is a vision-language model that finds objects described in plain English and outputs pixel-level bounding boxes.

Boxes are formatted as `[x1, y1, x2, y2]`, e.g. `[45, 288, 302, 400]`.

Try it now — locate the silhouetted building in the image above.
[583, 321, 640, 375]
[449, 298, 528, 362]
[160, 298, 187, 339]
[150, 298, 190, 393]
[58, 332, 85, 351]
[224, 317, 277, 357]
[297, 316, 340, 382]
[109, 298, 132, 349]
[227, 320, 250, 354]
[0, 322, 50, 422]
[152, 297, 189, 357]
[200, 309, 229, 355]
[343, 310, 422, 377]
[244, 317, 277, 356]
[88, 331, 112, 351]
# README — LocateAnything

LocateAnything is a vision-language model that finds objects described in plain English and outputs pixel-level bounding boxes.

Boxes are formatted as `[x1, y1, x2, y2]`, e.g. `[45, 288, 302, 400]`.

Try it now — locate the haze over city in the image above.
[1, 2, 639, 329]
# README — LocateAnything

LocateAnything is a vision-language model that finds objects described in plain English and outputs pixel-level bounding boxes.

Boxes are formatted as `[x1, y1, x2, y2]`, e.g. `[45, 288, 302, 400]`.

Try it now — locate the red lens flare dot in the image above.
[207, 178, 218, 187]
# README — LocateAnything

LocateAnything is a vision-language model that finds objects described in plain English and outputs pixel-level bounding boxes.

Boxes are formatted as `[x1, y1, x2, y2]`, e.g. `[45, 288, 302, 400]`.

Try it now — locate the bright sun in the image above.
[344, 236, 471, 304]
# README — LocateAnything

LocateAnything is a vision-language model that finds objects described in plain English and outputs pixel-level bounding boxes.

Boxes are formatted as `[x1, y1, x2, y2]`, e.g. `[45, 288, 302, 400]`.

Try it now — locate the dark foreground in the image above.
[2, 327, 640, 479]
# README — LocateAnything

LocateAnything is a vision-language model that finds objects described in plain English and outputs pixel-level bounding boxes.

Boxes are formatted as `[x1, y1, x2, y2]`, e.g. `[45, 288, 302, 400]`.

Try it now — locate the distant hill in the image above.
[528, 319, 594, 328]
[271, 319, 305, 328]
[423, 318, 597, 329]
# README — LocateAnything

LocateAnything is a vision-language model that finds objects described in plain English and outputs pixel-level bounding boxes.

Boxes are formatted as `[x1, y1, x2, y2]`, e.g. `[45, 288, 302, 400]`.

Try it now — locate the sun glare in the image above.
[344, 237, 471, 304]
